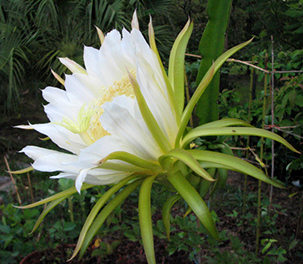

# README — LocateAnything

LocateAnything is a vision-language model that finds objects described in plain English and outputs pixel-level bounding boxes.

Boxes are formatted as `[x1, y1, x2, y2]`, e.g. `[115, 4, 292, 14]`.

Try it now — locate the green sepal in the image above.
[198, 161, 234, 170]
[214, 143, 233, 189]
[79, 179, 143, 258]
[216, 168, 228, 189]
[30, 196, 67, 234]
[176, 38, 253, 147]
[196, 118, 253, 129]
[167, 171, 218, 239]
[128, 73, 171, 153]
[99, 151, 161, 172]
[199, 168, 216, 198]
[139, 175, 158, 264]
[148, 18, 179, 124]
[162, 194, 181, 240]
[70, 174, 139, 260]
[168, 20, 193, 116]
[159, 148, 214, 182]
[9, 166, 34, 174]
[15, 183, 94, 209]
[182, 127, 299, 153]
[198, 178, 214, 199]
[189, 150, 285, 188]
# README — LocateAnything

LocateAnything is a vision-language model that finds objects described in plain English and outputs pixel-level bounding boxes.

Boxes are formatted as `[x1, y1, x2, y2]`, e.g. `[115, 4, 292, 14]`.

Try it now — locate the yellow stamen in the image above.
[58, 70, 136, 145]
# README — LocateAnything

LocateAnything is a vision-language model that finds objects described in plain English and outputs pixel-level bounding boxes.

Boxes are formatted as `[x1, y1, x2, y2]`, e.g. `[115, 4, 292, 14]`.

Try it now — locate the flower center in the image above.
[59, 71, 136, 145]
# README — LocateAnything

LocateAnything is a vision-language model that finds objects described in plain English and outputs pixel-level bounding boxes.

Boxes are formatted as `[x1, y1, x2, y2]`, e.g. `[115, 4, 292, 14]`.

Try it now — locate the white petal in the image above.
[101, 95, 161, 161]
[21, 146, 79, 172]
[131, 10, 139, 30]
[59, 57, 87, 74]
[75, 167, 92, 193]
[30, 123, 86, 154]
[42, 87, 81, 122]
[64, 74, 95, 104]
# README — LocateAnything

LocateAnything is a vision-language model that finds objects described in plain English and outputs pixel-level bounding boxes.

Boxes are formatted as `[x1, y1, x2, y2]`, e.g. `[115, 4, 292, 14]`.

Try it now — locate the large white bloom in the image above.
[21, 15, 178, 192]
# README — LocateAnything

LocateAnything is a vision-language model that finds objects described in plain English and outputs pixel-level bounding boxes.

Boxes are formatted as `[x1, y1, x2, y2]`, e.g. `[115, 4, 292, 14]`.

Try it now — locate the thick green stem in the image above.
[195, 0, 232, 125]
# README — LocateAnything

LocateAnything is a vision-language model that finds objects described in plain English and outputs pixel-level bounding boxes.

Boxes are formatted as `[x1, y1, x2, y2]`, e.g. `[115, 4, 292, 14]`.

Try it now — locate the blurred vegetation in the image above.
[1, 0, 303, 114]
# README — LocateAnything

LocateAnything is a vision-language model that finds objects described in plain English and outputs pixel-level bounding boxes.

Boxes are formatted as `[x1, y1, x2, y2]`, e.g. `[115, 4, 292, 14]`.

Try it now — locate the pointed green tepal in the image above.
[196, 0, 232, 124]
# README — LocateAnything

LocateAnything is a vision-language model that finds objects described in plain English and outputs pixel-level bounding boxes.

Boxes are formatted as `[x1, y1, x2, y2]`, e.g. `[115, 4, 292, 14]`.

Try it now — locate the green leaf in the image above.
[167, 171, 218, 239]
[168, 20, 193, 116]
[79, 179, 143, 258]
[159, 149, 215, 182]
[128, 73, 171, 153]
[181, 127, 299, 154]
[139, 175, 157, 264]
[162, 194, 181, 240]
[189, 150, 285, 188]
[70, 174, 139, 260]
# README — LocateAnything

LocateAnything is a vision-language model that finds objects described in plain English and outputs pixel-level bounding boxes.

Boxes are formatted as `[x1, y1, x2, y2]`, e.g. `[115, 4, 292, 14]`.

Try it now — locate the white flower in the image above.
[21, 14, 177, 192]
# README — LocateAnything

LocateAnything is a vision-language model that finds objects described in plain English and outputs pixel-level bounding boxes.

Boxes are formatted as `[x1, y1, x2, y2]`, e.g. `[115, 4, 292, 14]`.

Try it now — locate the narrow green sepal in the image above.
[14, 183, 94, 209]
[30, 196, 67, 234]
[176, 38, 254, 147]
[99, 151, 161, 172]
[139, 175, 158, 264]
[199, 168, 216, 198]
[182, 127, 299, 153]
[189, 149, 285, 188]
[196, 118, 253, 129]
[128, 72, 171, 153]
[148, 18, 179, 124]
[79, 179, 143, 258]
[9, 166, 34, 174]
[159, 148, 214, 181]
[168, 19, 193, 116]
[162, 194, 181, 240]
[70, 175, 139, 260]
[167, 171, 218, 239]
